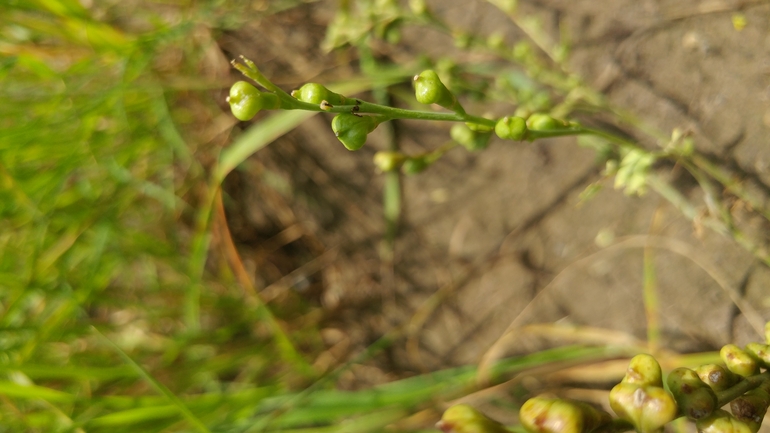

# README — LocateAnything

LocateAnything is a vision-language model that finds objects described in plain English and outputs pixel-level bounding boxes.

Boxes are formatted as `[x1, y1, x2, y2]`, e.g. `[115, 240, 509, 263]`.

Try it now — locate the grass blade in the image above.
[0, 381, 76, 403]
[91, 326, 211, 433]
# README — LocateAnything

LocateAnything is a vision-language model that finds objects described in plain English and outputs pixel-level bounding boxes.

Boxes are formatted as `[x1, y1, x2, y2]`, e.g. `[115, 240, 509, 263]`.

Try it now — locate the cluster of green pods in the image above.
[226, 67, 576, 158]
[438, 323, 770, 433]
[226, 81, 281, 121]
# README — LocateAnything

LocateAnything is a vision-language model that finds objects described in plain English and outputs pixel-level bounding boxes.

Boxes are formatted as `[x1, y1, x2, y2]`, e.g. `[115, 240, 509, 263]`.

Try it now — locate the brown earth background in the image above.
[215, 0, 770, 418]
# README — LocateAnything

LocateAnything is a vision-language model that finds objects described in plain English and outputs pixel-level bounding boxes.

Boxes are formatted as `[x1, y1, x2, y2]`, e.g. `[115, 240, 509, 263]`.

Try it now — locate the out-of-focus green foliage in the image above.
[0, 1, 324, 431]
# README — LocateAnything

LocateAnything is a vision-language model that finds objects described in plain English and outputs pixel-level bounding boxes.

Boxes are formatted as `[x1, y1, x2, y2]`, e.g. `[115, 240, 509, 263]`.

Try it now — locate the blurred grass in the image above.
[0, 1, 708, 432]
[0, 0, 325, 430]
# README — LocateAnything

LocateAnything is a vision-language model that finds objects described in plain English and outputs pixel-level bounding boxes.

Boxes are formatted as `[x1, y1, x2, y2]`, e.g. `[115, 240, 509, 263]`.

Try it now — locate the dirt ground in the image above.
[216, 0, 770, 389]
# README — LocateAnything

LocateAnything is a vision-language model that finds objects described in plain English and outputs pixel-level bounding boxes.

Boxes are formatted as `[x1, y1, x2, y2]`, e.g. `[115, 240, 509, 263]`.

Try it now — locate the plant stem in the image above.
[326, 101, 495, 126]
[716, 371, 770, 407]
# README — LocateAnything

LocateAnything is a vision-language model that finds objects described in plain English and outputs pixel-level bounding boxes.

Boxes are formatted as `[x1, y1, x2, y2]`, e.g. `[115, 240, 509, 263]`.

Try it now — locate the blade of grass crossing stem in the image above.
[247, 345, 624, 432]
[186, 111, 315, 333]
[196, 111, 316, 375]
[215, 110, 317, 183]
[92, 326, 211, 433]
[185, 73, 412, 363]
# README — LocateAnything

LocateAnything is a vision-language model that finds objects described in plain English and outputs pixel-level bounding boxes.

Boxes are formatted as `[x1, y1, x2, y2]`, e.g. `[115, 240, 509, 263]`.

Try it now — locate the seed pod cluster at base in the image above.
[666, 367, 717, 420]
[227, 81, 281, 121]
[331, 114, 381, 151]
[721, 344, 759, 378]
[697, 410, 754, 433]
[519, 397, 611, 433]
[436, 404, 508, 433]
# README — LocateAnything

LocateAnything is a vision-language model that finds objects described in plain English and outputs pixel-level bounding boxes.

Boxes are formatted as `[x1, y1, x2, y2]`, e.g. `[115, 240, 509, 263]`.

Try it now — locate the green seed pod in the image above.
[666, 367, 717, 420]
[609, 383, 677, 433]
[292, 83, 347, 105]
[695, 364, 738, 392]
[227, 81, 281, 121]
[622, 354, 663, 387]
[436, 404, 508, 433]
[413, 70, 460, 111]
[526, 113, 565, 132]
[451, 123, 491, 151]
[331, 114, 380, 151]
[373, 151, 406, 172]
[401, 156, 429, 175]
[745, 343, 770, 369]
[729, 387, 770, 433]
[697, 409, 754, 433]
[495, 116, 527, 141]
[721, 344, 759, 378]
[520, 397, 611, 433]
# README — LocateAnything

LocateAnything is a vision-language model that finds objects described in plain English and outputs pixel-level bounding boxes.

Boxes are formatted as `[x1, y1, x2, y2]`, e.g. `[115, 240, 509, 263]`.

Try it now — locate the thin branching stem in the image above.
[716, 371, 770, 407]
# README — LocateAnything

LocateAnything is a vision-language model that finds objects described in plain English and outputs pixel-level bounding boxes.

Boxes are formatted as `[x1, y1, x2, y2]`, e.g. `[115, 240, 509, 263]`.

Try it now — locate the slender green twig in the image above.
[716, 372, 770, 407]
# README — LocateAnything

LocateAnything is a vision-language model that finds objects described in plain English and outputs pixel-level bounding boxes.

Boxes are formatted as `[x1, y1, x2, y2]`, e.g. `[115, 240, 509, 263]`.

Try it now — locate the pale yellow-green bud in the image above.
[609, 383, 677, 433]
[721, 344, 759, 378]
[697, 410, 754, 433]
[695, 364, 738, 392]
[436, 404, 508, 433]
[520, 397, 611, 433]
[621, 354, 663, 387]
[745, 343, 770, 369]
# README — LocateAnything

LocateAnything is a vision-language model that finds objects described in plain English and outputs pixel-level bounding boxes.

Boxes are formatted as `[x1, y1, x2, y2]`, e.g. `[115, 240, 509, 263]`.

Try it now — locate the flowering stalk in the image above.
[226, 58, 620, 156]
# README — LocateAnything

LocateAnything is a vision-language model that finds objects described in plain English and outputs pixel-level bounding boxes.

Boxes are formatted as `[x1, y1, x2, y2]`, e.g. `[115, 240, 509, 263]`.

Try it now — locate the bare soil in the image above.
[216, 0, 770, 391]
